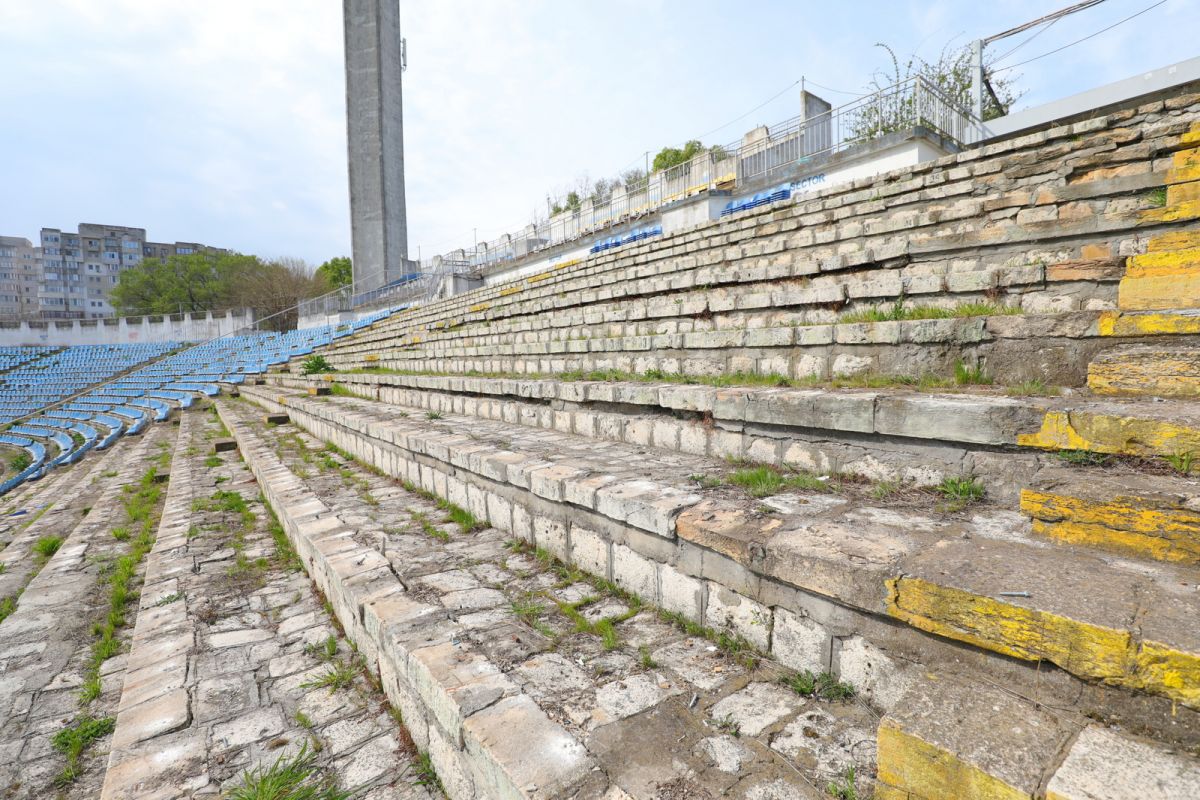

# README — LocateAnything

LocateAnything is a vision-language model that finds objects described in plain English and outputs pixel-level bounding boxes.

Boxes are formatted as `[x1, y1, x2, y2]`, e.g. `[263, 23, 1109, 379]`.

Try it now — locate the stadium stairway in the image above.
[226, 101, 1200, 797]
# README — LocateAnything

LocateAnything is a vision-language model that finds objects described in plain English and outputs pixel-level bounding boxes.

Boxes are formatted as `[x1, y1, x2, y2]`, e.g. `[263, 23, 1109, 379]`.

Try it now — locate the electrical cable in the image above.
[994, 0, 1167, 73]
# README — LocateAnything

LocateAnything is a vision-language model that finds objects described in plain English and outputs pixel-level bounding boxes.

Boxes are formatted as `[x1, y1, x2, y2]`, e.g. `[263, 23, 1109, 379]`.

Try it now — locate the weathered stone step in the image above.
[0, 425, 174, 797]
[1089, 344, 1200, 397]
[1022, 466, 1200, 564]
[268, 369, 1200, 506]
[238, 385, 1200, 740]
[876, 672, 1200, 800]
[102, 407, 430, 800]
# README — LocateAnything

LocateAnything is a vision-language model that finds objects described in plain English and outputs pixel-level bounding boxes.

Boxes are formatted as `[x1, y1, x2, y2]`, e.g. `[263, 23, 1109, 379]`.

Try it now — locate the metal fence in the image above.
[379, 76, 975, 303]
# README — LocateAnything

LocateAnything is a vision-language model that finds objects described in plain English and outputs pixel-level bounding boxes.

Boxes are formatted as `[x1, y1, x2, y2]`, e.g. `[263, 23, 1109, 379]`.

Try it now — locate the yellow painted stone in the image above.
[1097, 311, 1200, 336]
[553, 258, 582, 271]
[1125, 247, 1200, 277]
[1168, 181, 1200, 205]
[468, 302, 491, 313]
[1017, 410, 1200, 457]
[1181, 124, 1200, 147]
[1022, 489, 1200, 563]
[886, 578, 1130, 680]
[876, 723, 1030, 800]
[1136, 641, 1200, 707]
[499, 286, 521, 297]
[1147, 230, 1200, 252]
[526, 272, 553, 284]
[1166, 148, 1200, 184]
[1141, 199, 1200, 223]
[1088, 350, 1200, 398]
[364, 354, 379, 363]
[1117, 275, 1200, 311]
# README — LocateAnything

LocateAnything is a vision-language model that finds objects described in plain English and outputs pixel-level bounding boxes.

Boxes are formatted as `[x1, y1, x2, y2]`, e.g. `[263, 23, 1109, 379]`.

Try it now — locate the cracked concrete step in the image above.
[876, 671, 1200, 800]
[1021, 465, 1200, 564]
[1089, 344, 1200, 398]
[239, 385, 1200, 728]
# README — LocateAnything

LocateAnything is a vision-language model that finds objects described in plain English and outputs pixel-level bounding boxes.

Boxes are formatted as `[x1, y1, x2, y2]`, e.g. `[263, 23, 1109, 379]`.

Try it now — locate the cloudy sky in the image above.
[0, 0, 1194, 266]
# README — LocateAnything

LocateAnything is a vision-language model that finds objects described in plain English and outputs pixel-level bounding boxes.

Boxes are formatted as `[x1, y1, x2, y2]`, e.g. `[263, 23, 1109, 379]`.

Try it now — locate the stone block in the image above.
[770, 607, 827, 673]
[612, 543, 659, 604]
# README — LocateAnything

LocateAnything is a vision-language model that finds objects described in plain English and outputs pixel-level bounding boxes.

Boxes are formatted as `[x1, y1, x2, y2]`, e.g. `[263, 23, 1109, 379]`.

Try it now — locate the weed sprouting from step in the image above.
[51, 715, 115, 785]
[827, 766, 859, 800]
[727, 465, 828, 498]
[32, 535, 63, 564]
[80, 460, 169, 705]
[154, 591, 184, 607]
[953, 360, 991, 386]
[410, 510, 450, 542]
[294, 710, 315, 730]
[425, 411, 443, 420]
[0, 596, 15, 624]
[300, 354, 334, 376]
[304, 635, 339, 663]
[639, 645, 658, 670]
[1145, 186, 1168, 208]
[782, 670, 856, 702]
[1165, 450, 1195, 475]
[412, 751, 444, 792]
[839, 299, 1021, 324]
[301, 657, 359, 694]
[687, 473, 722, 489]
[1005, 378, 1058, 397]
[1056, 449, 1111, 467]
[714, 714, 741, 737]
[204, 454, 223, 468]
[225, 742, 351, 800]
[111, 526, 130, 541]
[936, 476, 985, 511]
[444, 504, 484, 534]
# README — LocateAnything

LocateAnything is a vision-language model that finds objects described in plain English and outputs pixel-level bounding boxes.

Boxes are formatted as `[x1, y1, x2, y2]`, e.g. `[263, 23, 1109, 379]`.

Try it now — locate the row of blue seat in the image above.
[719, 185, 792, 217]
[590, 225, 664, 254]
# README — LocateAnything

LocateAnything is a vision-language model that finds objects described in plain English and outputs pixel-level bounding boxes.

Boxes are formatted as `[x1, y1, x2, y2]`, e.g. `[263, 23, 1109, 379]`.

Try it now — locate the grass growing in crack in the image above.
[782, 670, 856, 701]
[1006, 378, 1057, 397]
[1056, 449, 1110, 467]
[412, 751, 444, 792]
[266, 506, 303, 572]
[203, 454, 222, 468]
[32, 535, 63, 564]
[935, 476, 985, 511]
[727, 465, 827, 498]
[1165, 451, 1195, 475]
[224, 742, 351, 800]
[656, 607, 759, 669]
[300, 657, 359, 694]
[80, 463, 167, 705]
[411, 510, 450, 542]
[1145, 186, 1168, 208]
[111, 526, 130, 541]
[953, 360, 991, 386]
[444, 503, 485, 533]
[839, 299, 1021, 325]
[51, 715, 115, 786]
[687, 473, 722, 489]
[153, 591, 183, 607]
[0, 596, 15, 624]
[425, 411, 443, 420]
[714, 714, 741, 737]
[639, 645, 658, 670]
[827, 766, 859, 800]
[300, 354, 334, 376]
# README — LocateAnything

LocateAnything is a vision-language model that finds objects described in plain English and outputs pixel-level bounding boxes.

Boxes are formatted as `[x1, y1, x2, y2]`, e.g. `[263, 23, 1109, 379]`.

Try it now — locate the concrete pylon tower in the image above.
[343, 0, 408, 296]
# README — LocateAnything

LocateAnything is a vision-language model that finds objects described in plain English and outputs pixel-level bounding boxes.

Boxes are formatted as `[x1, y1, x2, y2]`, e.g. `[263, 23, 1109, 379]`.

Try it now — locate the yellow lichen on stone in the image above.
[499, 286, 521, 297]
[1117, 247, 1200, 310]
[1147, 230, 1200, 252]
[875, 722, 1029, 800]
[1016, 410, 1200, 457]
[1022, 489, 1200, 563]
[1088, 349, 1200, 398]
[1140, 198, 1200, 224]
[526, 272, 553, 284]
[1135, 642, 1200, 708]
[468, 302, 491, 313]
[1168, 181, 1200, 206]
[1097, 310, 1200, 336]
[1166, 148, 1200, 184]
[885, 578, 1130, 680]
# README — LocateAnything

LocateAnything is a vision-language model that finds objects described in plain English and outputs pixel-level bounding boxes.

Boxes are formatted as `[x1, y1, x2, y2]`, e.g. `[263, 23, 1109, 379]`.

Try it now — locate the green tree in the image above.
[652, 140, 708, 172]
[315, 256, 352, 289]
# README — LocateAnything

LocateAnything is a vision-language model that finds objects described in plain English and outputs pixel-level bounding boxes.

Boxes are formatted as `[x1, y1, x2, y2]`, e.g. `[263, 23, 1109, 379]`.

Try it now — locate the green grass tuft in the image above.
[936, 475, 985, 511]
[224, 742, 351, 800]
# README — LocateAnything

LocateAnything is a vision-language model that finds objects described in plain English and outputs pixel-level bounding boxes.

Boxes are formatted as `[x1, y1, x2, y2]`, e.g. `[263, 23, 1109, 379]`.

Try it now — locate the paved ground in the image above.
[226, 397, 883, 799]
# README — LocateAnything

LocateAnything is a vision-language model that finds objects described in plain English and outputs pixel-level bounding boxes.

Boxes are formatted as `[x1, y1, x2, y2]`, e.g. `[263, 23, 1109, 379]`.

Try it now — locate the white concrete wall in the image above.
[0, 308, 257, 346]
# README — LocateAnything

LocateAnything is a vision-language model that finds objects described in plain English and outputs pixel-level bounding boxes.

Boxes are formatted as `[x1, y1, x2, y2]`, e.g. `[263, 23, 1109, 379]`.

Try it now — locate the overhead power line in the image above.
[690, 79, 800, 142]
[994, 0, 1168, 73]
[983, 0, 1108, 44]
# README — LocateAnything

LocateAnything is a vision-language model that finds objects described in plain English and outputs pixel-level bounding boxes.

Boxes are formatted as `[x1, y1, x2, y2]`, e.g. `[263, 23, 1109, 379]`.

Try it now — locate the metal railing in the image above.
[394, 77, 975, 296]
